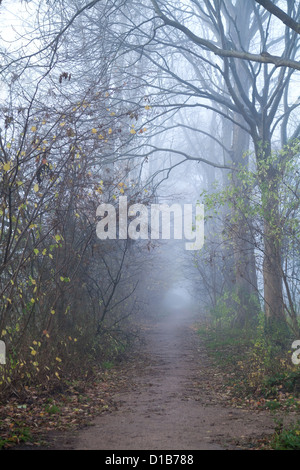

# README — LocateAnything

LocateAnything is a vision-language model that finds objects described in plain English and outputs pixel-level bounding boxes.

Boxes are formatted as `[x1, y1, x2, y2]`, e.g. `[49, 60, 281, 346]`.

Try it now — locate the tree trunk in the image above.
[263, 188, 285, 325]
[256, 140, 287, 336]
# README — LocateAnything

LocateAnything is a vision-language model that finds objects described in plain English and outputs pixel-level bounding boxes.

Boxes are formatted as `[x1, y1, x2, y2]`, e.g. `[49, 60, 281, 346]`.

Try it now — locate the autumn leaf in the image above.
[3, 162, 11, 172]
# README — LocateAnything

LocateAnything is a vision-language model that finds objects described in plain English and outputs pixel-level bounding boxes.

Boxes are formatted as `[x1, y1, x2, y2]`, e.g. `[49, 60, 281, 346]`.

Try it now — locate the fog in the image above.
[0, 0, 300, 450]
[0, 0, 298, 355]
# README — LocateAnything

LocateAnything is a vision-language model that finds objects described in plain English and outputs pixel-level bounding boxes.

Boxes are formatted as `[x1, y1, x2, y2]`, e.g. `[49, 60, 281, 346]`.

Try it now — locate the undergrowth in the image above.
[198, 321, 300, 450]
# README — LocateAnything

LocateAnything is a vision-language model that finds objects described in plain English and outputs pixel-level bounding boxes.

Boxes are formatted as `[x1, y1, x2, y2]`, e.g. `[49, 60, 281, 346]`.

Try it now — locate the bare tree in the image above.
[108, 0, 300, 330]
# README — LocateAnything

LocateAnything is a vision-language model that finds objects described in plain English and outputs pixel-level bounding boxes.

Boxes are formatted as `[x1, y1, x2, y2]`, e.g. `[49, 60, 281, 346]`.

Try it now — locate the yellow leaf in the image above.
[3, 162, 11, 172]
[91, 128, 97, 134]
[31, 126, 37, 132]
[33, 183, 39, 193]
[31, 349, 37, 356]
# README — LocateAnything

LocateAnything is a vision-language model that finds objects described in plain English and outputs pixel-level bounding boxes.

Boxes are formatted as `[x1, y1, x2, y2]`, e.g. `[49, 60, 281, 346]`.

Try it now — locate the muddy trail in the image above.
[50, 309, 277, 451]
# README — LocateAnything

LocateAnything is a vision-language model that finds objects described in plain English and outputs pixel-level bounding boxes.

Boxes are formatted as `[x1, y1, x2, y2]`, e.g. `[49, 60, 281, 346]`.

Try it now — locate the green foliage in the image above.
[198, 324, 254, 369]
[208, 288, 260, 330]
[270, 420, 300, 450]
[0, 100, 148, 398]
[201, 142, 300, 333]
[0, 421, 33, 449]
[44, 404, 61, 415]
[198, 318, 300, 402]
[263, 370, 300, 396]
[264, 400, 281, 411]
[101, 361, 114, 370]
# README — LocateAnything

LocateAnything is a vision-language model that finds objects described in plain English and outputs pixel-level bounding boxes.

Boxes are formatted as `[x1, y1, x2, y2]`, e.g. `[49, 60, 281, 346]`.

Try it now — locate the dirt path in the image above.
[63, 310, 277, 450]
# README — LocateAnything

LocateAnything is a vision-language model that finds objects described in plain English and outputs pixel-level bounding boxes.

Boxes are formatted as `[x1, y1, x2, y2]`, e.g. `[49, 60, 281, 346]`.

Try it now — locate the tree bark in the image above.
[256, 141, 287, 333]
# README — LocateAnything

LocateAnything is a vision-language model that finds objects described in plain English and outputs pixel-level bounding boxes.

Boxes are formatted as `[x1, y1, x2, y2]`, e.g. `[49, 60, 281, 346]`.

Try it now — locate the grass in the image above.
[270, 420, 300, 450]
[198, 323, 300, 449]
[197, 324, 300, 405]
[200, 326, 253, 365]
[0, 421, 33, 449]
[44, 403, 61, 415]
[101, 360, 115, 370]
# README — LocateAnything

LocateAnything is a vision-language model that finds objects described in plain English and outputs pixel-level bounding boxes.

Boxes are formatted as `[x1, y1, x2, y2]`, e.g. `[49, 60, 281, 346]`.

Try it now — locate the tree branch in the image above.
[255, 0, 300, 34]
[150, 0, 300, 71]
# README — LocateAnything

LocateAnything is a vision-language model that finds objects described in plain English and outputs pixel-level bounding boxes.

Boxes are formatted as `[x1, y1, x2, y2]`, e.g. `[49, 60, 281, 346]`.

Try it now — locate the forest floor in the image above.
[8, 308, 296, 451]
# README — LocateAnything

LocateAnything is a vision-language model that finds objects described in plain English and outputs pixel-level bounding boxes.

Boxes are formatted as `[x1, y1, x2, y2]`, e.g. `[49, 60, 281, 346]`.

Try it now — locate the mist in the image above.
[0, 0, 299, 451]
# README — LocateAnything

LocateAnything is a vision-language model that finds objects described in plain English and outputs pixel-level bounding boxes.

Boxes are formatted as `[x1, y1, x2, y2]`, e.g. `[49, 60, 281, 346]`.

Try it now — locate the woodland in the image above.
[0, 0, 300, 450]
